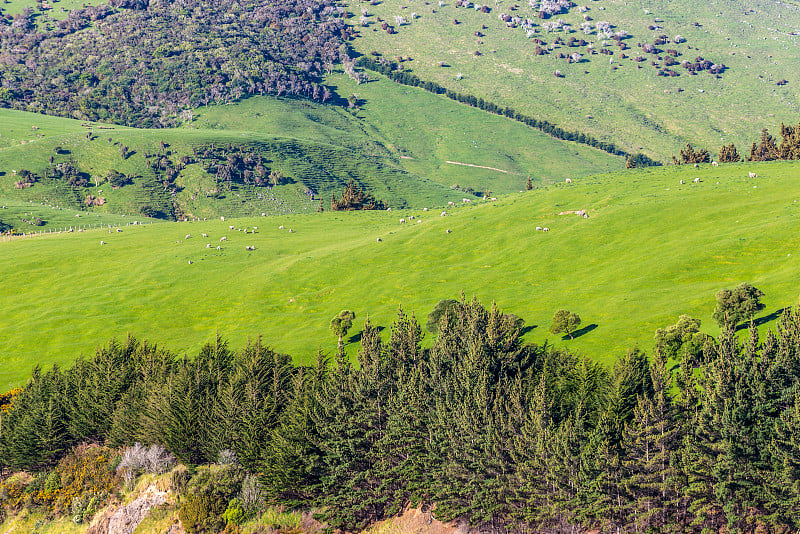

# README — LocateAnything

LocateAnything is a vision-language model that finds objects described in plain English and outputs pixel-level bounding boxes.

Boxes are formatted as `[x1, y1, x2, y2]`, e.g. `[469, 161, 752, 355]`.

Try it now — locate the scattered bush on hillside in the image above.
[0, 0, 348, 127]
[330, 180, 385, 211]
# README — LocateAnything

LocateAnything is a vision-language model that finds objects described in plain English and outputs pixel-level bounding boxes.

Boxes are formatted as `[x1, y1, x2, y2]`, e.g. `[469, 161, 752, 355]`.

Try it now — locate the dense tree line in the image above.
[3, 297, 800, 532]
[0, 0, 349, 127]
[356, 56, 661, 167]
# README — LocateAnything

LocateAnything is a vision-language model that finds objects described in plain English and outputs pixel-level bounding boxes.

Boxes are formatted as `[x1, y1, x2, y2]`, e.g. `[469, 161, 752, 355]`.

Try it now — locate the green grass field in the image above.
[346, 0, 800, 160]
[2, 159, 799, 390]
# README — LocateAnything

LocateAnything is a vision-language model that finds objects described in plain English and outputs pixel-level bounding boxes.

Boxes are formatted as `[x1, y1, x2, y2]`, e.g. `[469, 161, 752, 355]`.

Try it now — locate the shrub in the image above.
[223, 497, 246, 526]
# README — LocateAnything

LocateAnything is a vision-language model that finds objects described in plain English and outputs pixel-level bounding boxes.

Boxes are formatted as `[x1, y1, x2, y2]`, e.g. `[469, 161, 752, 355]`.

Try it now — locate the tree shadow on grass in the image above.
[348, 325, 385, 344]
[564, 323, 598, 340]
[520, 325, 538, 336]
[735, 308, 788, 332]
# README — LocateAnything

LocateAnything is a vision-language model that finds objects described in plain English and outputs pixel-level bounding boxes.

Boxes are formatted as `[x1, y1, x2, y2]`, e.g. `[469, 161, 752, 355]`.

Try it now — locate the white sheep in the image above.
[448, 201, 455, 206]
[441, 211, 447, 216]
[185, 234, 191, 239]
[377, 237, 383, 242]
[680, 180, 684, 184]
[220, 237, 227, 242]
[289, 229, 294, 233]
[202, 233, 208, 237]
[206, 244, 212, 248]
[216, 246, 221, 250]
[749, 172, 758, 178]
[543, 227, 550, 232]
[446, 229, 451, 234]
[399, 218, 406, 224]
[100, 240, 105, 245]
[565, 178, 572, 184]
[712, 161, 718, 167]
[693, 177, 700, 183]
[536, 226, 543, 231]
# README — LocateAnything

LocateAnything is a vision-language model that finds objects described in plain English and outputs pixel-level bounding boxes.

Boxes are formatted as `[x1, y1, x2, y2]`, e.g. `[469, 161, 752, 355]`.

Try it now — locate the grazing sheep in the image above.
[441, 211, 447, 216]
[712, 161, 718, 167]
[462, 198, 471, 203]
[693, 177, 700, 183]
[188, 260, 192, 264]
[229, 225, 235, 230]
[387, 207, 392, 211]
[446, 229, 451, 234]
[583, 213, 589, 218]
[202, 233, 208, 237]
[409, 215, 416, 220]
[261, 212, 266, 216]
[536, 226, 543, 231]
[116, 228, 122, 233]
[399, 218, 406, 223]
[693, 163, 699, 168]
[207, 244, 212, 248]
[448, 201, 455, 205]
[100, 240, 105, 245]
[220, 237, 227, 242]
[377, 237, 383, 242]
[279, 225, 284, 229]
[490, 197, 497, 201]
[417, 219, 422, 223]
[565, 178, 572, 184]
[216, 246, 222, 250]
[543, 227, 550, 232]
[423, 208, 429, 212]
[680, 180, 684, 184]
[185, 234, 191, 239]
[220, 216, 225, 221]
[749, 172, 758, 178]
[288, 229, 294, 233]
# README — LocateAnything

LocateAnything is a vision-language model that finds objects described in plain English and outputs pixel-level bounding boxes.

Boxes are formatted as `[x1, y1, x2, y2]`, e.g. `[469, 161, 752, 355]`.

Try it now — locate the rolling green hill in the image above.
[345, 0, 800, 160]
[2, 159, 799, 390]
[0, 73, 621, 218]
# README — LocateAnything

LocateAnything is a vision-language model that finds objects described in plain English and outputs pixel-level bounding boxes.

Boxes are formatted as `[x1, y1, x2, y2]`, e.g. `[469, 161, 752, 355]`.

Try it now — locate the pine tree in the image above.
[718, 143, 741, 163]
[748, 128, 780, 161]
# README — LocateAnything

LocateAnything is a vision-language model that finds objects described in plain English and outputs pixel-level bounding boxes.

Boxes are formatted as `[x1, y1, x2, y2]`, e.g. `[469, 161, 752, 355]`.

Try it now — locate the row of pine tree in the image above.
[3, 298, 800, 533]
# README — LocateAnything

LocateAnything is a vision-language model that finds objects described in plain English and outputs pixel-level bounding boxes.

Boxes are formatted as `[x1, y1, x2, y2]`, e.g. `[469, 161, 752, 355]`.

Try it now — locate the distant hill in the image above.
[2, 159, 799, 389]
[345, 0, 800, 160]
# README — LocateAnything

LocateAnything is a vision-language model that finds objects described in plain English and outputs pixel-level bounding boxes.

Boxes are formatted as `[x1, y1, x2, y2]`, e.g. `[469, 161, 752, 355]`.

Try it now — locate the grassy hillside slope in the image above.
[2, 160, 799, 390]
[0, 73, 620, 217]
[346, 0, 800, 160]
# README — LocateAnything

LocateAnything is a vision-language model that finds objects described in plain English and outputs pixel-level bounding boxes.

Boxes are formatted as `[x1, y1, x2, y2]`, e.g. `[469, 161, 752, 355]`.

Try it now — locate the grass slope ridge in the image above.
[2, 160, 799, 389]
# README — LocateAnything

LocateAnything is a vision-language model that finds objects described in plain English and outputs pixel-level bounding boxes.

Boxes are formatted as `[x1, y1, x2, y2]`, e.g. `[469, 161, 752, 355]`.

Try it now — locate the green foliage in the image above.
[329, 310, 356, 346]
[719, 143, 741, 163]
[673, 143, 711, 165]
[330, 180, 385, 211]
[222, 498, 245, 526]
[550, 309, 582, 339]
[425, 298, 461, 334]
[712, 282, 766, 328]
[654, 315, 709, 364]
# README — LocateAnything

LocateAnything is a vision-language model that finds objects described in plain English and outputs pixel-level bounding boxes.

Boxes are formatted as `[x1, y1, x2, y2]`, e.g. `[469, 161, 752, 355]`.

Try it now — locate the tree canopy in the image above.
[712, 282, 765, 328]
